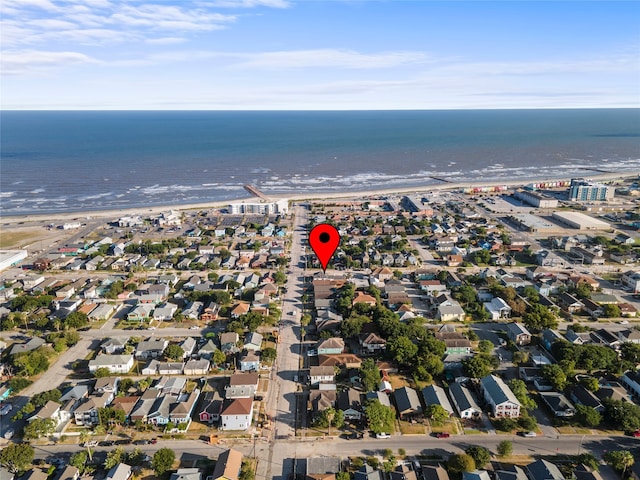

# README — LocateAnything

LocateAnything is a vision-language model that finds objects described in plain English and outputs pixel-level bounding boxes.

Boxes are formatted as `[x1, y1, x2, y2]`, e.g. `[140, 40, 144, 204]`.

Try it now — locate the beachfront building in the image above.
[514, 190, 558, 208]
[569, 179, 614, 202]
[228, 199, 289, 215]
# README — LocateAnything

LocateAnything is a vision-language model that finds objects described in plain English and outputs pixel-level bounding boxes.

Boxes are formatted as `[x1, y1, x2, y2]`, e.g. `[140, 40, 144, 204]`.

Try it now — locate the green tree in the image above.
[508, 379, 537, 411]
[522, 304, 558, 332]
[212, 349, 227, 366]
[23, 418, 56, 439]
[64, 312, 89, 329]
[603, 399, 640, 432]
[603, 450, 634, 474]
[360, 358, 381, 393]
[7, 377, 32, 393]
[32, 388, 62, 407]
[365, 400, 395, 435]
[336, 473, 350, 480]
[152, 448, 176, 477]
[0, 443, 34, 473]
[164, 344, 185, 361]
[70, 451, 88, 473]
[447, 453, 476, 474]
[240, 459, 256, 480]
[104, 447, 126, 469]
[93, 367, 112, 378]
[580, 377, 600, 392]
[512, 350, 530, 366]
[465, 446, 491, 469]
[541, 364, 567, 391]
[497, 440, 513, 457]
[388, 336, 418, 366]
[603, 304, 621, 318]
[273, 271, 287, 284]
[575, 404, 602, 428]
[462, 355, 492, 378]
[425, 404, 449, 423]
[261, 347, 277, 362]
[478, 339, 494, 354]
[518, 414, 538, 431]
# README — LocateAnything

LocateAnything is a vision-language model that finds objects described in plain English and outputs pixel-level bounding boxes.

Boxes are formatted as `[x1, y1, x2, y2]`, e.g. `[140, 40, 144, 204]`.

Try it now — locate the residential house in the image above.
[198, 339, 218, 360]
[463, 472, 491, 480]
[170, 388, 200, 424]
[318, 353, 362, 369]
[422, 465, 450, 480]
[541, 329, 565, 351]
[230, 303, 250, 319]
[105, 463, 132, 480]
[484, 297, 512, 320]
[495, 466, 528, 480]
[570, 385, 604, 412]
[435, 295, 466, 322]
[337, 388, 363, 420]
[558, 292, 584, 313]
[60, 385, 89, 403]
[170, 469, 201, 480]
[449, 382, 482, 419]
[365, 391, 391, 408]
[239, 351, 260, 372]
[184, 359, 210, 375]
[309, 366, 335, 386]
[28, 400, 66, 427]
[130, 389, 160, 423]
[9, 337, 46, 356]
[480, 375, 521, 418]
[88, 354, 133, 374]
[199, 390, 224, 424]
[394, 386, 422, 419]
[22, 470, 48, 480]
[354, 465, 384, 480]
[244, 332, 263, 352]
[306, 457, 341, 480]
[225, 372, 259, 399]
[74, 393, 111, 426]
[539, 392, 576, 417]
[135, 338, 168, 360]
[421, 385, 454, 417]
[505, 323, 532, 346]
[309, 390, 337, 419]
[621, 371, 640, 400]
[526, 460, 565, 480]
[211, 448, 243, 480]
[435, 332, 472, 355]
[359, 333, 387, 355]
[158, 362, 185, 375]
[156, 376, 186, 395]
[220, 332, 240, 355]
[220, 397, 253, 430]
[147, 395, 175, 425]
[127, 303, 154, 321]
[317, 337, 345, 355]
[111, 396, 139, 422]
[56, 466, 80, 480]
[101, 337, 128, 355]
[619, 329, 640, 344]
[200, 302, 221, 322]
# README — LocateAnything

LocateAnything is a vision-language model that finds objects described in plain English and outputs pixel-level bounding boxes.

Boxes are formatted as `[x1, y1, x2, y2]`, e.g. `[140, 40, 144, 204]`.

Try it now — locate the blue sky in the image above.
[2, 0, 639, 109]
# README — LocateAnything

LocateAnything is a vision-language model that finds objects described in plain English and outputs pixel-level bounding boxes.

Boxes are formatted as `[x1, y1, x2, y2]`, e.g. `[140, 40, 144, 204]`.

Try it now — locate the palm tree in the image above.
[79, 430, 93, 461]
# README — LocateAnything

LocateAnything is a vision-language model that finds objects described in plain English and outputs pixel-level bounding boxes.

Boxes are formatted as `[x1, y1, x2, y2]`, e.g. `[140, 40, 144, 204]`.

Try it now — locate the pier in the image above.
[244, 184, 272, 201]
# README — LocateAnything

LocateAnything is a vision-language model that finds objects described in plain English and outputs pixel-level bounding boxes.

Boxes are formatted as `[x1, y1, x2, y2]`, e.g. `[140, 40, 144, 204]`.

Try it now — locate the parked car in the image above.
[522, 431, 537, 437]
[150, 438, 158, 444]
[4, 428, 14, 439]
[83, 441, 98, 447]
[435, 432, 450, 438]
[0, 404, 13, 416]
[375, 433, 390, 439]
[632, 430, 640, 437]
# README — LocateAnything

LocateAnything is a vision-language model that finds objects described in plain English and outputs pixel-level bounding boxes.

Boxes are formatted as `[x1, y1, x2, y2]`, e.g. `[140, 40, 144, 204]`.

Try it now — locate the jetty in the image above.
[244, 184, 272, 201]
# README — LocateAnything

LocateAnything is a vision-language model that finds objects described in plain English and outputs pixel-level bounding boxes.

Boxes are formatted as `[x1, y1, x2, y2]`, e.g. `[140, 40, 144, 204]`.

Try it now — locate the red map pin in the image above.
[309, 223, 340, 272]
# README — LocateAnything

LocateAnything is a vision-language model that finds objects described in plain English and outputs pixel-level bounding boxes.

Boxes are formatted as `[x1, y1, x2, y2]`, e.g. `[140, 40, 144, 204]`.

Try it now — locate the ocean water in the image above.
[1, 109, 639, 215]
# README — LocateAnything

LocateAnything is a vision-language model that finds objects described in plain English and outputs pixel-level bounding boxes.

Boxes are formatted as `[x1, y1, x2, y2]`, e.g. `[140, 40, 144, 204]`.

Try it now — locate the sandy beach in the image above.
[0, 171, 636, 226]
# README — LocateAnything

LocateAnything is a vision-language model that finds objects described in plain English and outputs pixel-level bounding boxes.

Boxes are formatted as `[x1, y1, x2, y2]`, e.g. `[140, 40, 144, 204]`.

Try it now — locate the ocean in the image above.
[1, 109, 639, 216]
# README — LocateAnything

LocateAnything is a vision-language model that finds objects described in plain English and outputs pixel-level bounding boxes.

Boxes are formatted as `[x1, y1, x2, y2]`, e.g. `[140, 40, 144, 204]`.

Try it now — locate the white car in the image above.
[375, 433, 391, 439]
[190, 325, 200, 330]
[0, 404, 12, 416]
[4, 428, 14, 439]
[522, 431, 537, 437]
[307, 350, 317, 357]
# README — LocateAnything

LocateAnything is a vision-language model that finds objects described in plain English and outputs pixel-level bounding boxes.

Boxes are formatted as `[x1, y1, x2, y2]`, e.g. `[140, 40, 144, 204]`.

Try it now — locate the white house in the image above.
[309, 366, 335, 385]
[480, 374, 521, 418]
[484, 297, 512, 320]
[448, 382, 482, 419]
[88, 354, 134, 374]
[220, 397, 253, 431]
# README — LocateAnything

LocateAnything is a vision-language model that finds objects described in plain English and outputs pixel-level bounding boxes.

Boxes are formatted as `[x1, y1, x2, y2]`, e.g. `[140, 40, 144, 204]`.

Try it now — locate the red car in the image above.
[632, 430, 640, 437]
[435, 432, 450, 438]
[150, 438, 158, 444]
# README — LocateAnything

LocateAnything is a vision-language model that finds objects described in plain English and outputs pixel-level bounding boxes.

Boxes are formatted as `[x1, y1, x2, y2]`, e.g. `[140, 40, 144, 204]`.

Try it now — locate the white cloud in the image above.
[205, 0, 291, 7]
[1, 50, 98, 75]
[231, 49, 431, 69]
[145, 37, 188, 45]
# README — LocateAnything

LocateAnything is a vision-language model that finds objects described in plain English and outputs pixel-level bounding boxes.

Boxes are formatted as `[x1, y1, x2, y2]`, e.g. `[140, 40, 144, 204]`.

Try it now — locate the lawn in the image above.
[388, 373, 411, 390]
[399, 420, 426, 435]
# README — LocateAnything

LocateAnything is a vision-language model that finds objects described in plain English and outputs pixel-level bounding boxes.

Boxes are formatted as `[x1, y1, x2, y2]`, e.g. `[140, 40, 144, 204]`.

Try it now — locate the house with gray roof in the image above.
[105, 463, 132, 480]
[337, 388, 363, 420]
[10, 337, 46, 355]
[463, 471, 491, 480]
[526, 459, 565, 480]
[135, 337, 168, 360]
[421, 465, 450, 480]
[307, 457, 341, 477]
[448, 382, 481, 419]
[198, 339, 218, 360]
[495, 466, 528, 480]
[393, 386, 422, 419]
[539, 392, 576, 417]
[180, 337, 197, 358]
[480, 374, 521, 418]
[365, 391, 391, 408]
[169, 469, 201, 480]
[505, 322, 532, 346]
[422, 385, 454, 416]
[244, 332, 263, 351]
[156, 376, 186, 395]
[570, 385, 604, 412]
[220, 332, 240, 354]
[101, 337, 128, 354]
[354, 464, 384, 480]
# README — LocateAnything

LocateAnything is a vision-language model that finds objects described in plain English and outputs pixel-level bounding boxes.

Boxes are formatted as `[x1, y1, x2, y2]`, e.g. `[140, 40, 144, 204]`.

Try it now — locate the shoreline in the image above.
[1, 171, 636, 226]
